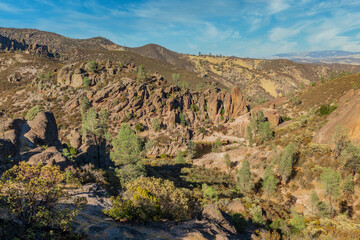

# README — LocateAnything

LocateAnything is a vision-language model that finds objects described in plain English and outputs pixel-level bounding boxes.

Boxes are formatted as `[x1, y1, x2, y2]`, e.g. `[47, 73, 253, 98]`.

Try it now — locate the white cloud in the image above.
[268, 0, 290, 14]
[269, 26, 301, 42]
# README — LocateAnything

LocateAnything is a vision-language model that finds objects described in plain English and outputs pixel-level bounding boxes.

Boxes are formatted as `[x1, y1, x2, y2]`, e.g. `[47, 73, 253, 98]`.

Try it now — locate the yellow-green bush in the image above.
[0, 162, 86, 231]
[105, 177, 192, 221]
[104, 186, 161, 221]
[126, 177, 191, 221]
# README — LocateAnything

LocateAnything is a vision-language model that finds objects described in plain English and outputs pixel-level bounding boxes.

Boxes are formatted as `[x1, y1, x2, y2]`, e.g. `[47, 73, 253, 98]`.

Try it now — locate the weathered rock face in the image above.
[57, 63, 86, 87]
[313, 89, 360, 145]
[28, 146, 68, 170]
[0, 34, 56, 57]
[24, 111, 59, 148]
[224, 86, 248, 120]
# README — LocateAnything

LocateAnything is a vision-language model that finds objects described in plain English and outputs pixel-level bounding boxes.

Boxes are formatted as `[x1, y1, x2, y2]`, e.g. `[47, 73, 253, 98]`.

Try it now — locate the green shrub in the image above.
[152, 118, 161, 131]
[175, 150, 186, 164]
[85, 60, 97, 72]
[289, 212, 306, 233]
[123, 177, 191, 220]
[202, 183, 218, 203]
[0, 163, 86, 231]
[249, 204, 265, 225]
[137, 65, 146, 81]
[25, 105, 44, 121]
[316, 104, 337, 116]
[179, 112, 186, 126]
[82, 77, 91, 87]
[212, 137, 222, 152]
[135, 122, 145, 132]
[104, 186, 161, 221]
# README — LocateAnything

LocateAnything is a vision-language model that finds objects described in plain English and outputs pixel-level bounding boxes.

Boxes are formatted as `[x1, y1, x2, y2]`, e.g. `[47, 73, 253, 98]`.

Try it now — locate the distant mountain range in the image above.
[272, 50, 360, 65]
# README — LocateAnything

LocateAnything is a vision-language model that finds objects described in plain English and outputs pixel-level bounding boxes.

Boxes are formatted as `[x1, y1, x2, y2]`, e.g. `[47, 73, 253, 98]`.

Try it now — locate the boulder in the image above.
[201, 204, 237, 235]
[28, 146, 68, 169]
[227, 200, 247, 214]
[24, 111, 59, 147]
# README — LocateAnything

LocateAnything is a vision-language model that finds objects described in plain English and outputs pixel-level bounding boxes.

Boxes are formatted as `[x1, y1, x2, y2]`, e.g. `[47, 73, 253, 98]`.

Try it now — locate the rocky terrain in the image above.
[2, 27, 360, 240]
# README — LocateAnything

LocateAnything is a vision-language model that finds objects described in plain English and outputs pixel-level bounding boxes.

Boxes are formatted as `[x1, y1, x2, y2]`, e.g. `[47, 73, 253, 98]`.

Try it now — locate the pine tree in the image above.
[81, 108, 108, 168]
[175, 150, 185, 164]
[137, 65, 146, 82]
[342, 175, 354, 194]
[333, 125, 350, 159]
[237, 159, 253, 193]
[186, 140, 196, 159]
[341, 143, 360, 178]
[258, 121, 273, 143]
[310, 191, 320, 214]
[279, 142, 296, 183]
[320, 167, 341, 219]
[111, 123, 141, 166]
[81, 96, 91, 113]
[111, 124, 144, 184]
[246, 125, 253, 146]
[223, 153, 233, 173]
[262, 166, 279, 197]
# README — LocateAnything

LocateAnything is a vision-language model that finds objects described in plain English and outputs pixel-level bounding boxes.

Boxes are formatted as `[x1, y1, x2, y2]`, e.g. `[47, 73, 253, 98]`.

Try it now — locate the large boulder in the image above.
[28, 146, 68, 169]
[24, 111, 59, 147]
[201, 204, 237, 235]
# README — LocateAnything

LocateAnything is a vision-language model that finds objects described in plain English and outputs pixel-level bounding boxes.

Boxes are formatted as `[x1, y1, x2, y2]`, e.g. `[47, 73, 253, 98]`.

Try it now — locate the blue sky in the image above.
[0, 0, 359, 57]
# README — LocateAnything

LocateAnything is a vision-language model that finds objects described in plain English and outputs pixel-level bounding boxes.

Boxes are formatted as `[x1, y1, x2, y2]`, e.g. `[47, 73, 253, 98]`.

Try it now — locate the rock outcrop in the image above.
[28, 146, 68, 170]
[24, 111, 59, 148]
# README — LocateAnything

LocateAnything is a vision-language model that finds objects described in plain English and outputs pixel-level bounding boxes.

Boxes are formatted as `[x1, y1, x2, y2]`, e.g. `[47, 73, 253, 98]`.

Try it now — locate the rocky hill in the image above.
[273, 50, 360, 65]
[2, 27, 360, 240]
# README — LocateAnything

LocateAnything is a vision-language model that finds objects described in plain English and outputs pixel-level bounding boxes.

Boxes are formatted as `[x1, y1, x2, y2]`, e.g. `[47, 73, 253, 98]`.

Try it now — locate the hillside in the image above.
[128, 43, 194, 71]
[273, 50, 360, 65]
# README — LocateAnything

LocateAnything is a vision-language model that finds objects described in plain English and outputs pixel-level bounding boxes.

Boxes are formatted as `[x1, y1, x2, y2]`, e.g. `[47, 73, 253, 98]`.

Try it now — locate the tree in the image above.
[172, 73, 180, 83]
[224, 153, 233, 173]
[202, 183, 218, 203]
[152, 118, 161, 132]
[111, 124, 141, 166]
[186, 140, 196, 159]
[0, 162, 86, 232]
[341, 143, 360, 178]
[258, 121, 273, 143]
[86, 60, 97, 72]
[342, 175, 354, 194]
[278, 142, 297, 183]
[250, 110, 266, 133]
[82, 77, 91, 87]
[333, 125, 350, 159]
[82, 108, 108, 168]
[179, 112, 186, 126]
[137, 65, 146, 81]
[175, 150, 185, 164]
[111, 124, 144, 184]
[320, 167, 341, 219]
[246, 125, 253, 146]
[212, 137, 222, 152]
[262, 166, 279, 197]
[237, 159, 254, 193]
[289, 212, 306, 233]
[310, 191, 320, 214]
[81, 96, 91, 113]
